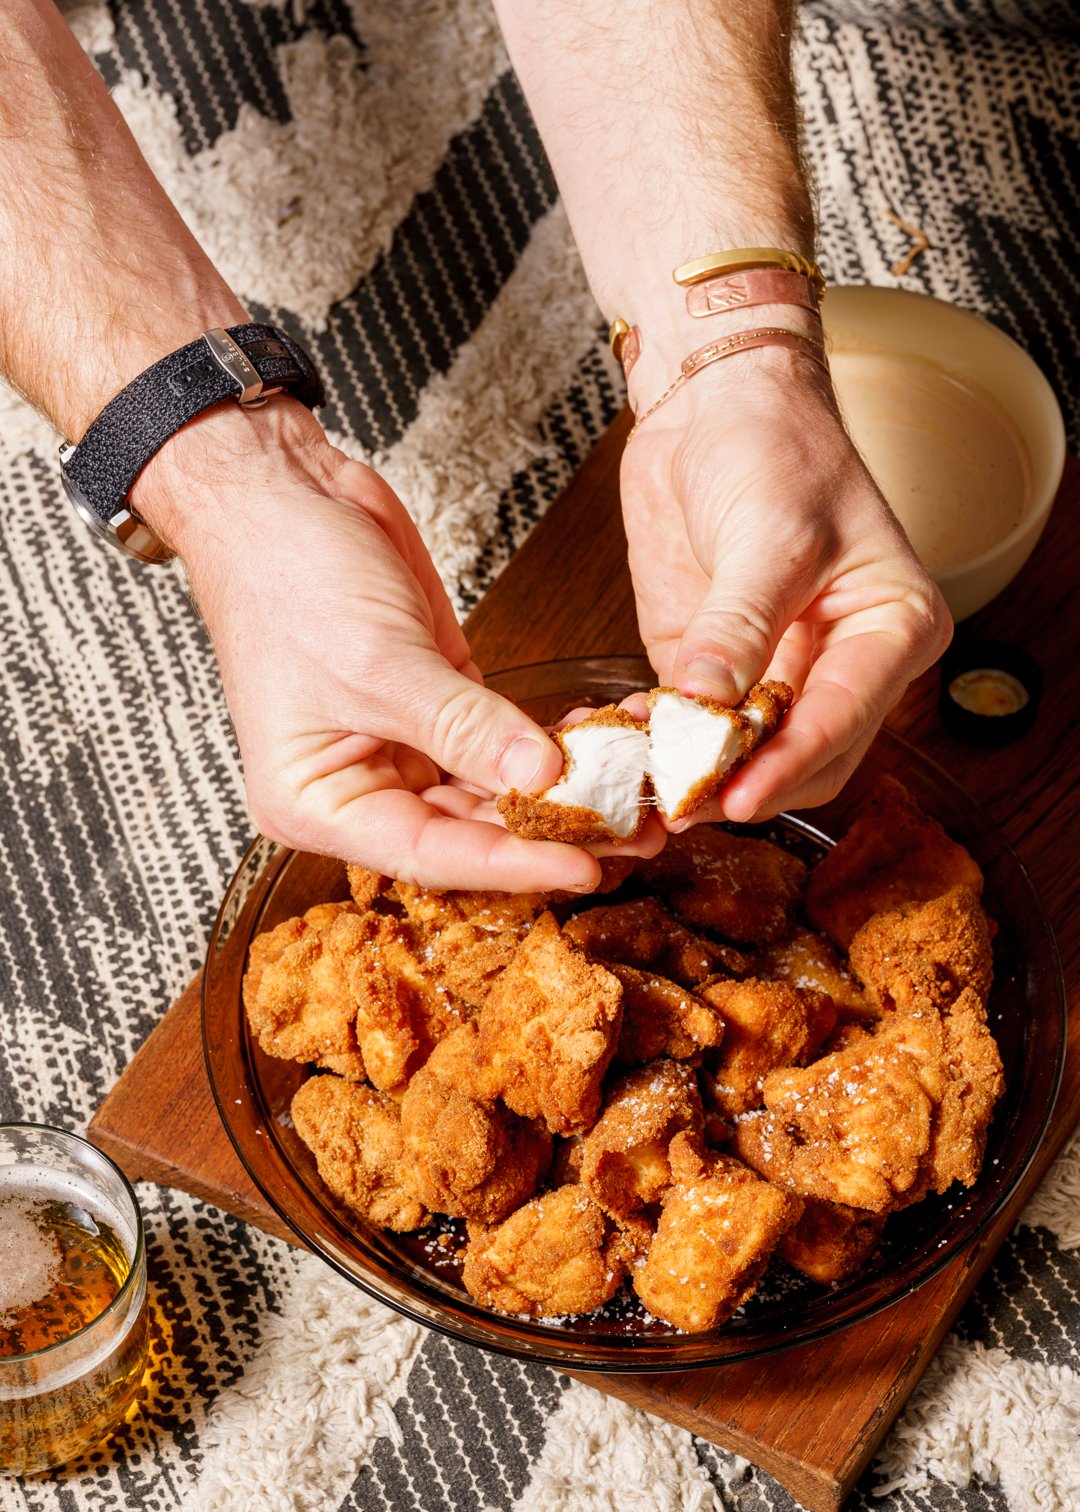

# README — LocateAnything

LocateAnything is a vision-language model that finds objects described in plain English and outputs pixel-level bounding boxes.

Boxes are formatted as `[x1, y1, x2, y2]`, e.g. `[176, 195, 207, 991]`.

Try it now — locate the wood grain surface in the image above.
[89, 419, 1080, 1512]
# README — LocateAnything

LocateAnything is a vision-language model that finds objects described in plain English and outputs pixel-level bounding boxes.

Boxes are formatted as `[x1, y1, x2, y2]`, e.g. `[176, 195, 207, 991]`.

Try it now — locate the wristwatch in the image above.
[58, 323, 325, 564]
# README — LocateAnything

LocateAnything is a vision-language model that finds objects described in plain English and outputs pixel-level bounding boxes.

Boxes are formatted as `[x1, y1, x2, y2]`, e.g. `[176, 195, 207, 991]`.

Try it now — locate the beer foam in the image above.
[0, 1196, 62, 1326]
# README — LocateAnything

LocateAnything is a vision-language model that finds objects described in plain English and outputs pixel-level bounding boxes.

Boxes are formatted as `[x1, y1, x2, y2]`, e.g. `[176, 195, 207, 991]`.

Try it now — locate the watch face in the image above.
[60, 466, 174, 565]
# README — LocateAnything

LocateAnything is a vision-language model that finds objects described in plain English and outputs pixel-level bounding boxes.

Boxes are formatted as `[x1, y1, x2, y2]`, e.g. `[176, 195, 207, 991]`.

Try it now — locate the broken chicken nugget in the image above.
[497, 706, 650, 844]
[646, 681, 792, 824]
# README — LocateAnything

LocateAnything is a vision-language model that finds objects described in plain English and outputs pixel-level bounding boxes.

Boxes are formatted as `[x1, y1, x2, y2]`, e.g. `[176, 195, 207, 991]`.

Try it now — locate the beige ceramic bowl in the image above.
[822, 286, 1066, 622]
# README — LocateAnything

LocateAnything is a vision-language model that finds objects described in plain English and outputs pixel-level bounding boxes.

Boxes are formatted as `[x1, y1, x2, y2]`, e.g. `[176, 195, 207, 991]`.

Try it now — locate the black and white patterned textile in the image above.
[1, 2, 1078, 1509]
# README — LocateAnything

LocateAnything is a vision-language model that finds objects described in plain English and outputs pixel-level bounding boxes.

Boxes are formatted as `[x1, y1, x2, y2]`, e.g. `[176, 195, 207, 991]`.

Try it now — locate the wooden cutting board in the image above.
[89, 415, 1080, 1512]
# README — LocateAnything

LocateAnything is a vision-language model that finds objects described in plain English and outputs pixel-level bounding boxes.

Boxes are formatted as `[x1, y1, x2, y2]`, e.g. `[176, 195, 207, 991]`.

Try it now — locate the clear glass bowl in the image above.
[202, 656, 1065, 1372]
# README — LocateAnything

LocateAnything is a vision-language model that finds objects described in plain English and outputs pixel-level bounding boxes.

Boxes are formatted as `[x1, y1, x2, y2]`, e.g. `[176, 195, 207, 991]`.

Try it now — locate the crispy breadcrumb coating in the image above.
[477, 912, 623, 1135]
[848, 887, 993, 1012]
[580, 1060, 703, 1219]
[389, 883, 548, 932]
[606, 964, 725, 1067]
[346, 864, 389, 910]
[633, 1133, 802, 1331]
[291, 1075, 427, 1231]
[243, 903, 366, 1079]
[563, 897, 750, 985]
[805, 776, 984, 950]
[776, 1196, 886, 1283]
[875, 989, 1004, 1196]
[733, 1036, 935, 1212]
[419, 921, 527, 1013]
[326, 910, 467, 1094]
[754, 926, 876, 1024]
[399, 1056, 551, 1225]
[698, 978, 837, 1119]
[639, 826, 807, 945]
[462, 1185, 640, 1317]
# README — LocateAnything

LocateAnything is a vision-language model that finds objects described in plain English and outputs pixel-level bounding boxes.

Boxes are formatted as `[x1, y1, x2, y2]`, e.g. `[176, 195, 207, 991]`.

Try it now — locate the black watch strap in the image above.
[59, 322, 324, 562]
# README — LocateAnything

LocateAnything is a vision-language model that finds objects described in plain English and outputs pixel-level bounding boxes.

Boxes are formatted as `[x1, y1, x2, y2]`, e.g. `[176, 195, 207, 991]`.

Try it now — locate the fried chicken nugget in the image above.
[346, 864, 389, 910]
[462, 1185, 643, 1318]
[291, 1075, 428, 1231]
[388, 883, 548, 932]
[383, 884, 542, 1012]
[327, 910, 466, 1094]
[563, 897, 750, 986]
[697, 978, 838, 1120]
[848, 887, 994, 1013]
[477, 912, 623, 1135]
[633, 1133, 802, 1332]
[580, 1060, 703, 1219]
[805, 776, 985, 950]
[418, 922, 527, 1014]
[733, 1033, 934, 1212]
[606, 964, 724, 1067]
[876, 990, 1003, 1196]
[399, 1032, 551, 1225]
[776, 1195, 886, 1283]
[754, 926, 876, 1025]
[244, 903, 366, 1078]
[638, 826, 807, 945]
[933, 988, 1005, 1190]
[497, 706, 651, 844]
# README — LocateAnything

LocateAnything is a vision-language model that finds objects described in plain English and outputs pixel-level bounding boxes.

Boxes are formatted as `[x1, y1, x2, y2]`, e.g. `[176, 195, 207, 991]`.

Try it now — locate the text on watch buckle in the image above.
[203, 327, 282, 409]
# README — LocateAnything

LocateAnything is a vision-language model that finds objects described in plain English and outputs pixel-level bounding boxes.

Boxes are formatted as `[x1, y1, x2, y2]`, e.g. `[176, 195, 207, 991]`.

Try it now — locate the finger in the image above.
[383, 743, 441, 793]
[382, 648, 566, 798]
[718, 620, 933, 823]
[671, 564, 816, 706]
[618, 691, 650, 720]
[424, 784, 667, 861]
[741, 722, 882, 820]
[419, 784, 491, 820]
[762, 621, 817, 698]
[586, 810, 668, 860]
[552, 704, 606, 732]
[275, 785, 604, 893]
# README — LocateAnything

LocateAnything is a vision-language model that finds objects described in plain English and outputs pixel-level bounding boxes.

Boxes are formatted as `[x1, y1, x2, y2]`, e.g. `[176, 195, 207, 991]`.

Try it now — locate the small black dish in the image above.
[940, 639, 1043, 746]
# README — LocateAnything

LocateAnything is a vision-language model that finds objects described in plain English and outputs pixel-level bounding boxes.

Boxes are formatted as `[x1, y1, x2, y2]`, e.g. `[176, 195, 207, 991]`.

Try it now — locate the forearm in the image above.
[0, 0, 254, 544]
[493, 0, 813, 397]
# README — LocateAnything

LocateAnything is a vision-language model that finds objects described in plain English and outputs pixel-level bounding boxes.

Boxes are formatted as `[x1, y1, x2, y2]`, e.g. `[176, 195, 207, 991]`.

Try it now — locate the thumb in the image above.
[394, 649, 565, 797]
[672, 575, 792, 704]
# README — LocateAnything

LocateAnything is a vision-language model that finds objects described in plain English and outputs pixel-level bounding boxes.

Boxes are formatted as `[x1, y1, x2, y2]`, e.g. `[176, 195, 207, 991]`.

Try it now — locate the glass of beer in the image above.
[0, 1124, 149, 1474]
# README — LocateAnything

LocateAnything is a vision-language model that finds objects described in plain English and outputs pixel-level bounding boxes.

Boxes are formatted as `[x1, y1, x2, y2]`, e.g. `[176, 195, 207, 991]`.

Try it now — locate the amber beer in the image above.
[0, 1126, 148, 1474]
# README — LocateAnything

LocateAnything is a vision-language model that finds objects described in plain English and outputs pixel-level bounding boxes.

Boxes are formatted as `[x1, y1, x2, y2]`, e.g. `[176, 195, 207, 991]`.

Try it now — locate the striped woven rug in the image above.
[1, 2, 1077, 1509]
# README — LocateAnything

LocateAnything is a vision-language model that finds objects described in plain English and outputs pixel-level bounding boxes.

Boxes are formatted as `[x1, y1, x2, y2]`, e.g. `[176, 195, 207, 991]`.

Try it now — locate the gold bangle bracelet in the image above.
[672, 247, 826, 300]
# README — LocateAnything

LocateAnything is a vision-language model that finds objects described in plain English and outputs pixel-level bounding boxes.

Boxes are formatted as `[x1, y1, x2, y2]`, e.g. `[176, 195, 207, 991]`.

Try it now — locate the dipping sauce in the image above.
[948, 668, 1030, 718]
[829, 338, 1032, 574]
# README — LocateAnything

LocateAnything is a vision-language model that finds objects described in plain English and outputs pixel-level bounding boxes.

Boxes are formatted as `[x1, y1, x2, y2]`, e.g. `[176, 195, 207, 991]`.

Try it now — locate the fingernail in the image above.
[499, 735, 548, 793]
[682, 656, 738, 701]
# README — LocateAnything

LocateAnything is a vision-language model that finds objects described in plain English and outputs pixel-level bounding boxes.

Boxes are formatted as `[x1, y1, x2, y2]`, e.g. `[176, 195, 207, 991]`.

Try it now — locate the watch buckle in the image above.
[204, 327, 277, 408]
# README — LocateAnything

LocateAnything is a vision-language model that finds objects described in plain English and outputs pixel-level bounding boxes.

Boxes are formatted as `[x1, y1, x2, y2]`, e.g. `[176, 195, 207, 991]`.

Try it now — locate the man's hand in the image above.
[621, 349, 951, 824]
[496, 0, 952, 829]
[134, 401, 613, 892]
